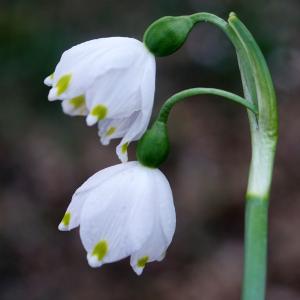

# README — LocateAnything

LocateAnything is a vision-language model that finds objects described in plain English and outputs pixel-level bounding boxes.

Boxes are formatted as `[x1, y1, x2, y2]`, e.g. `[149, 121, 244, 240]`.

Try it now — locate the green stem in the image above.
[157, 87, 258, 123]
[170, 13, 278, 300]
[190, 12, 228, 30]
[243, 195, 268, 300]
[241, 134, 275, 300]
[189, 12, 238, 47]
[227, 15, 278, 300]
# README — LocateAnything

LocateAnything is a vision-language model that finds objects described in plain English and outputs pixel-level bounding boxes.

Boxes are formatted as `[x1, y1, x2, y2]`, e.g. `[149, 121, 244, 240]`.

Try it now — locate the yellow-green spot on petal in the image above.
[92, 240, 108, 261]
[121, 142, 128, 154]
[49, 73, 54, 80]
[62, 212, 71, 226]
[69, 95, 85, 108]
[91, 104, 108, 120]
[56, 74, 72, 96]
[137, 256, 149, 268]
[106, 126, 116, 137]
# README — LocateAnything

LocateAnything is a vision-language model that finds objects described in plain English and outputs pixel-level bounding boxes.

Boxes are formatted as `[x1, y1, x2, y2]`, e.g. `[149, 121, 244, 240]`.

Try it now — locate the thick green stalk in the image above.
[191, 13, 278, 300]
[241, 131, 275, 300]
[243, 196, 268, 300]
[227, 15, 278, 300]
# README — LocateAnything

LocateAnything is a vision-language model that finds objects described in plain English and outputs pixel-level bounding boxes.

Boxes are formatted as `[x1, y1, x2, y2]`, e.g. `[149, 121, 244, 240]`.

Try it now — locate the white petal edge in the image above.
[98, 112, 140, 146]
[44, 75, 53, 86]
[58, 162, 135, 231]
[61, 98, 88, 116]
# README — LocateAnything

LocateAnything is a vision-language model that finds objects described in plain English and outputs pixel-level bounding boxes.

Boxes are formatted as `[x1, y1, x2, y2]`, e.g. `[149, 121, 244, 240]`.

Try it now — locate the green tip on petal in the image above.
[121, 142, 129, 154]
[62, 212, 71, 226]
[69, 95, 85, 108]
[56, 74, 72, 96]
[137, 256, 149, 268]
[106, 126, 116, 137]
[92, 240, 108, 261]
[91, 104, 108, 120]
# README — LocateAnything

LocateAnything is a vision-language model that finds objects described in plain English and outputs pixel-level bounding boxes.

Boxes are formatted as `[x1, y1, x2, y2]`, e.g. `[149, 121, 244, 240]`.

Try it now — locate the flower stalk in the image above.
[228, 14, 278, 300]
[137, 87, 257, 168]
[157, 87, 258, 123]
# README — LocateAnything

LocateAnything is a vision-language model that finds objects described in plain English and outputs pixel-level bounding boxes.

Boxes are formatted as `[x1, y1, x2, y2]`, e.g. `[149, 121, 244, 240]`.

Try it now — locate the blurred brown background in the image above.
[1, 0, 300, 299]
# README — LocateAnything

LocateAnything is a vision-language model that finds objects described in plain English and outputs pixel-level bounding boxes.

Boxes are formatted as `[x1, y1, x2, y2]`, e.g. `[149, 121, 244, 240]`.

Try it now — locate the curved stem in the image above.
[157, 87, 258, 123]
[190, 12, 228, 31]
[189, 13, 239, 51]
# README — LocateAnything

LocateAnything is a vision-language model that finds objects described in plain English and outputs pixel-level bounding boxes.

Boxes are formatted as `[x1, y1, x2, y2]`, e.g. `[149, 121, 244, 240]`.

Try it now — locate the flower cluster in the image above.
[44, 37, 156, 162]
[45, 36, 176, 275]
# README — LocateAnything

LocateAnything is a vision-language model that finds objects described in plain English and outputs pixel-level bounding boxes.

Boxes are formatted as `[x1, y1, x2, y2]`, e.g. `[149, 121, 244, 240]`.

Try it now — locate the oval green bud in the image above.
[143, 16, 194, 57]
[137, 121, 170, 168]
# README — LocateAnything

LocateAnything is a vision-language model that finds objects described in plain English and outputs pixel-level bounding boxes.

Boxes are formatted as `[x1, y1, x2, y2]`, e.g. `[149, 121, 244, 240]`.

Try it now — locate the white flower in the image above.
[58, 161, 176, 275]
[44, 37, 156, 162]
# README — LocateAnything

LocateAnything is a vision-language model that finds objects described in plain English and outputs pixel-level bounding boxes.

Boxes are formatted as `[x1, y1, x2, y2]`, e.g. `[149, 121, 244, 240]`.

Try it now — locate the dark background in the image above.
[1, 0, 300, 299]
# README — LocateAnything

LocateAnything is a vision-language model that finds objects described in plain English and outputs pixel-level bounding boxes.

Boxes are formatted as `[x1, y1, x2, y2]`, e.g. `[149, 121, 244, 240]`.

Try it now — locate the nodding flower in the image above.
[58, 161, 176, 275]
[44, 37, 156, 162]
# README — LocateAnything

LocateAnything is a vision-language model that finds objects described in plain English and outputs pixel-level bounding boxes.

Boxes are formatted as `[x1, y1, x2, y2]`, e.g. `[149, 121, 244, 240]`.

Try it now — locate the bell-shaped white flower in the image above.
[44, 37, 156, 162]
[58, 161, 176, 275]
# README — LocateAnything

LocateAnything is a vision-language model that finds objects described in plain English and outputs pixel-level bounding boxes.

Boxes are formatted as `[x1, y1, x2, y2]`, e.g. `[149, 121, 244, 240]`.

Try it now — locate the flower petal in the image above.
[84, 69, 141, 125]
[61, 95, 88, 116]
[130, 224, 168, 275]
[126, 166, 157, 251]
[77, 39, 142, 96]
[116, 54, 156, 162]
[48, 38, 144, 103]
[79, 162, 155, 267]
[130, 168, 175, 275]
[44, 73, 54, 86]
[154, 168, 176, 244]
[98, 112, 140, 145]
[58, 162, 133, 231]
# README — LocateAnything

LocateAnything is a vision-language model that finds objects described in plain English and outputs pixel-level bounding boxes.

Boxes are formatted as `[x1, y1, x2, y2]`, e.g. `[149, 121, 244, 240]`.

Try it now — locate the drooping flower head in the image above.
[44, 37, 156, 162]
[59, 161, 175, 275]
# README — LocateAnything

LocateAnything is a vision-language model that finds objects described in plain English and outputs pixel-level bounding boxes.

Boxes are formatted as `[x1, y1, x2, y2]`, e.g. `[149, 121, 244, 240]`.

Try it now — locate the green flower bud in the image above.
[137, 121, 170, 168]
[143, 16, 194, 57]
